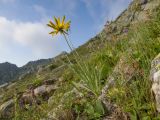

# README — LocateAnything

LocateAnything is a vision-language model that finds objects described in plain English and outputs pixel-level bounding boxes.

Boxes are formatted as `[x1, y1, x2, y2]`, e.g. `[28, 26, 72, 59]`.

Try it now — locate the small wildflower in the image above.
[47, 16, 71, 36]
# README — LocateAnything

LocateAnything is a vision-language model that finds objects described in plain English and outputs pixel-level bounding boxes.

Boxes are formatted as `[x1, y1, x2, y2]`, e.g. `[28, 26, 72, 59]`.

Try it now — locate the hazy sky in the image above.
[0, 0, 132, 67]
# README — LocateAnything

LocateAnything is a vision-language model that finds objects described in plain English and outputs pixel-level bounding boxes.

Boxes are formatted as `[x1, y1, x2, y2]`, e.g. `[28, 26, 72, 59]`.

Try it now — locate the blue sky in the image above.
[0, 0, 132, 67]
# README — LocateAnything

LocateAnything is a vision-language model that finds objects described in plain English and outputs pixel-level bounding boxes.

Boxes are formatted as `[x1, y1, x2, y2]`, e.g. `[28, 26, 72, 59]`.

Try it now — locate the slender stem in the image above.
[63, 33, 79, 62]
[63, 33, 73, 52]
[63, 34, 93, 82]
[64, 34, 104, 98]
[63, 33, 82, 59]
[66, 35, 81, 58]
[62, 33, 90, 83]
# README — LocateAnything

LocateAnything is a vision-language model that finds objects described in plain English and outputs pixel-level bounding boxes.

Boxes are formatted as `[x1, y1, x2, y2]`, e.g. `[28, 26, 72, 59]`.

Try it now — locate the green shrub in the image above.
[84, 100, 105, 120]
[33, 79, 42, 87]
[48, 64, 58, 70]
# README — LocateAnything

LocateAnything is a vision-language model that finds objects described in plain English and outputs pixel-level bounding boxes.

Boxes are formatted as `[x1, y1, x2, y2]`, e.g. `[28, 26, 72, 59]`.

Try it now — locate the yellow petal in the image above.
[58, 17, 61, 26]
[47, 23, 53, 28]
[49, 31, 55, 34]
[64, 21, 70, 31]
[49, 31, 57, 36]
[48, 21, 57, 29]
[62, 16, 66, 25]
[54, 16, 59, 26]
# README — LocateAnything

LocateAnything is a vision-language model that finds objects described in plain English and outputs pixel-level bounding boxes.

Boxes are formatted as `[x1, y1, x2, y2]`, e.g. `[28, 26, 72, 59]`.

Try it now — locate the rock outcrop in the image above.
[19, 79, 58, 109]
[150, 53, 160, 112]
[0, 99, 14, 117]
[34, 85, 57, 99]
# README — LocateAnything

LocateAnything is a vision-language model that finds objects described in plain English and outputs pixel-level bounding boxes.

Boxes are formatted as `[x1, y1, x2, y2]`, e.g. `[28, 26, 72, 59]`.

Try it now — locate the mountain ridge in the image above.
[0, 51, 68, 85]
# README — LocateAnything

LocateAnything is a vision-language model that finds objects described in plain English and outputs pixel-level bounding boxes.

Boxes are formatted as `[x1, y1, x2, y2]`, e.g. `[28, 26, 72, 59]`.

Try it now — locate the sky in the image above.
[0, 0, 132, 67]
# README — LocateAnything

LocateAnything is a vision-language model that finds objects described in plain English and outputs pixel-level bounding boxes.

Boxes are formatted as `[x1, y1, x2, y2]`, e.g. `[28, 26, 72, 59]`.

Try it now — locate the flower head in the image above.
[47, 16, 71, 36]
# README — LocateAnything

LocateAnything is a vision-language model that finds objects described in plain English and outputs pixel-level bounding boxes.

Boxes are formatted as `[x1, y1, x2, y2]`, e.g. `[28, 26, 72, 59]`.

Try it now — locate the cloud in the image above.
[0, 16, 66, 66]
[0, 0, 78, 66]
[0, 0, 132, 66]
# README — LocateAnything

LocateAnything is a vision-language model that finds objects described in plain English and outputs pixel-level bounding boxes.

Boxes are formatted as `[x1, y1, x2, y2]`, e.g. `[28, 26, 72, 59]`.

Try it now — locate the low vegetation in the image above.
[0, 1, 160, 120]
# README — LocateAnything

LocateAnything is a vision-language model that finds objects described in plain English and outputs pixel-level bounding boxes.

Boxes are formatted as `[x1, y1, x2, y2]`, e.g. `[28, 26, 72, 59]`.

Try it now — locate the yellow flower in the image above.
[47, 16, 71, 36]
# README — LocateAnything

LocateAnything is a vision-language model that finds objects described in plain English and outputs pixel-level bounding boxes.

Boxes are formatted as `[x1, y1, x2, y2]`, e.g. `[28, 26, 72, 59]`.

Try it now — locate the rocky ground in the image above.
[0, 0, 160, 119]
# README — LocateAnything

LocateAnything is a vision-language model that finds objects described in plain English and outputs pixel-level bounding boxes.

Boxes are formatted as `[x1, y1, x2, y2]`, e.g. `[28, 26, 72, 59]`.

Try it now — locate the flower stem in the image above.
[62, 33, 89, 80]
[63, 33, 73, 52]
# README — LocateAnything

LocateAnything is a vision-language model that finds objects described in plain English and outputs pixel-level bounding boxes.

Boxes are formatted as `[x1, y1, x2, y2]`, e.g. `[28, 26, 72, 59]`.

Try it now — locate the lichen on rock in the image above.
[150, 53, 160, 112]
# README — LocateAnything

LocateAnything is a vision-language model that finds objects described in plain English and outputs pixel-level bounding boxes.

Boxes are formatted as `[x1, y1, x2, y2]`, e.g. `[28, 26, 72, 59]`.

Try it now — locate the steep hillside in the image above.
[0, 0, 160, 119]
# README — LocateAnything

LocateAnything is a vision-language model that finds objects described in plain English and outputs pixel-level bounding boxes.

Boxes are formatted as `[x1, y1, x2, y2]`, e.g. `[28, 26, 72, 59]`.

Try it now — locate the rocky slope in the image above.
[0, 0, 160, 119]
